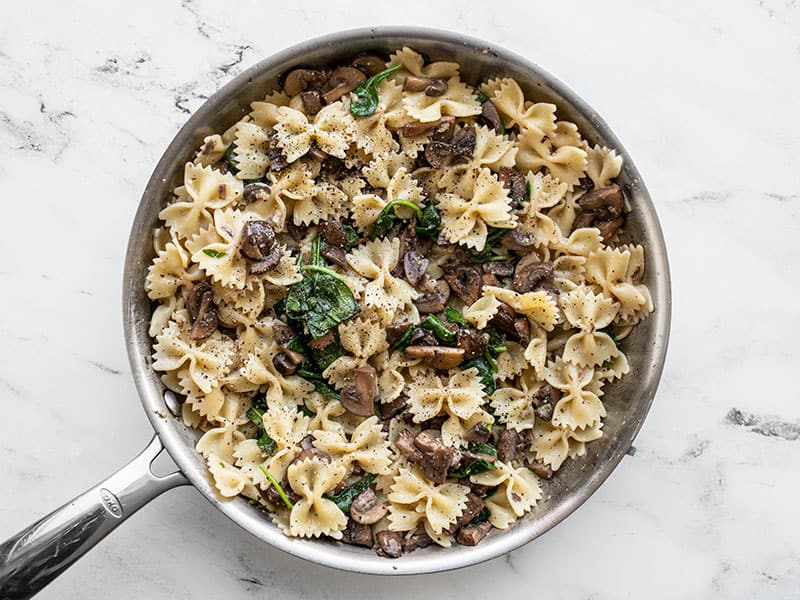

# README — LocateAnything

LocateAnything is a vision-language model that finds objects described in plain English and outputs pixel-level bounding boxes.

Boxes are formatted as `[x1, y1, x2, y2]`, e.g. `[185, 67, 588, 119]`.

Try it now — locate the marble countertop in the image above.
[1, 1, 799, 598]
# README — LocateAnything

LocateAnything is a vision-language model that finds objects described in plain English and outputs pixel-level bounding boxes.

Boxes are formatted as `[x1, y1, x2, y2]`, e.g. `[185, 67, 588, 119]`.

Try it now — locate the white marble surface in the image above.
[1, 0, 799, 598]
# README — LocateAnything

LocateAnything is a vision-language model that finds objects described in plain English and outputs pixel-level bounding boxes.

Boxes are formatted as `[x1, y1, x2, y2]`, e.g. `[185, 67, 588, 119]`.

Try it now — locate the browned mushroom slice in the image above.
[482, 259, 515, 278]
[431, 117, 456, 143]
[322, 66, 366, 104]
[402, 532, 433, 553]
[500, 229, 535, 253]
[405, 345, 465, 371]
[300, 90, 323, 115]
[513, 316, 531, 346]
[497, 167, 527, 209]
[526, 459, 553, 480]
[385, 322, 413, 345]
[240, 220, 276, 261]
[402, 75, 448, 97]
[380, 395, 407, 420]
[463, 422, 491, 445]
[489, 300, 517, 335]
[403, 249, 429, 286]
[395, 429, 424, 463]
[401, 116, 454, 138]
[340, 365, 377, 417]
[317, 220, 348, 247]
[307, 329, 335, 350]
[447, 492, 485, 533]
[242, 182, 271, 204]
[352, 55, 386, 76]
[424, 140, 451, 168]
[249, 246, 282, 274]
[268, 147, 289, 172]
[272, 321, 295, 345]
[451, 125, 476, 158]
[497, 429, 520, 463]
[307, 144, 328, 161]
[456, 329, 489, 361]
[289, 447, 331, 467]
[187, 280, 218, 341]
[321, 245, 348, 268]
[375, 530, 403, 558]
[341, 520, 374, 548]
[272, 350, 304, 376]
[595, 216, 625, 241]
[283, 68, 326, 97]
[416, 279, 451, 314]
[409, 328, 437, 346]
[481, 99, 503, 132]
[456, 521, 492, 546]
[577, 185, 623, 214]
[444, 265, 482, 305]
[413, 429, 461, 484]
[512, 252, 553, 293]
[533, 383, 558, 421]
[350, 488, 388, 525]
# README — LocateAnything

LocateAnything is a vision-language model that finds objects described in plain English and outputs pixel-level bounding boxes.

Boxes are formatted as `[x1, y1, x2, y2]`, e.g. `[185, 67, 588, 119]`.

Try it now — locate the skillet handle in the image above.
[0, 435, 188, 599]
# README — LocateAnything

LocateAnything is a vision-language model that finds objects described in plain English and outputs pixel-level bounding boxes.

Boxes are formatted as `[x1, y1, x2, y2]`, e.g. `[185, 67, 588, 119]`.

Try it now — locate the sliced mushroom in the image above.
[402, 532, 433, 553]
[497, 167, 527, 209]
[289, 447, 331, 467]
[317, 220, 348, 247]
[416, 279, 451, 314]
[481, 272, 499, 288]
[263, 477, 300, 506]
[574, 185, 625, 240]
[187, 280, 218, 341]
[480, 99, 503, 132]
[456, 329, 489, 361]
[379, 395, 407, 420]
[463, 422, 491, 444]
[595, 216, 625, 241]
[409, 328, 437, 346]
[395, 429, 424, 463]
[307, 144, 328, 161]
[249, 246, 282, 274]
[405, 345, 465, 371]
[240, 220, 276, 261]
[500, 229, 536, 253]
[513, 252, 554, 293]
[451, 125, 476, 158]
[444, 265, 482, 305]
[242, 182, 271, 204]
[482, 259, 515, 278]
[526, 459, 554, 480]
[424, 140, 451, 168]
[402, 116, 454, 138]
[497, 428, 519, 463]
[300, 90, 323, 115]
[403, 249, 429, 286]
[340, 365, 377, 417]
[385, 322, 413, 345]
[341, 520, 374, 548]
[352, 55, 386, 76]
[321, 245, 348, 268]
[414, 429, 461, 485]
[431, 117, 456, 143]
[456, 521, 492, 546]
[307, 329, 335, 350]
[283, 68, 326, 97]
[272, 350, 304, 376]
[350, 487, 388, 524]
[489, 301, 518, 337]
[447, 492, 485, 533]
[322, 66, 366, 103]
[375, 530, 403, 558]
[513, 317, 531, 346]
[403, 75, 448, 97]
[268, 146, 289, 172]
[533, 383, 558, 421]
[272, 321, 295, 345]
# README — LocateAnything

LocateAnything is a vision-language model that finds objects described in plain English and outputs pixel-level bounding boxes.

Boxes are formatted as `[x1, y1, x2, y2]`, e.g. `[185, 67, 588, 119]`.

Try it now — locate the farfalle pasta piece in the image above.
[323, 312, 389, 388]
[345, 238, 418, 317]
[531, 419, 603, 471]
[152, 311, 235, 394]
[387, 46, 460, 80]
[560, 286, 620, 368]
[441, 409, 494, 449]
[292, 181, 348, 226]
[249, 160, 318, 231]
[196, 421, 244, 464]
[495, 341, 528, 381]
[516, 171, 569, 248]
[438, 168, 517, 250]
[405, 368, 485, 423]
[482, 78, 557, 136]
[470, 461, 541, 529]
[249, 91, 290, 128]
[438, 125, 517, 194]
[585, 246, 653, 324]
[146, 239, 202, 300]
[516, 128, 588, 189]
[545, 357, 606, 430]
[462, 294, 501, 329]
[313, 416, 393, 474]
[233, 122, 271, 180]
[273, 101, 355, 162]
[490, 386, 535, 432]
[352, 166, 424, 231]
[403, 77, 482, 123]
[585, 144, 623, 189]
[159, 163, 242, 240]
[482, 285, 559, 332]
[286, 456, 348, 539]
[387, 466, 469, 535]
[362, 151, 414, 189]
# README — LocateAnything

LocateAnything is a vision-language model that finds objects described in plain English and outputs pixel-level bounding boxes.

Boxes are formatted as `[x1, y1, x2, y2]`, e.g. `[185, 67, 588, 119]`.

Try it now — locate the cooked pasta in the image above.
[146, 46, 653, 558]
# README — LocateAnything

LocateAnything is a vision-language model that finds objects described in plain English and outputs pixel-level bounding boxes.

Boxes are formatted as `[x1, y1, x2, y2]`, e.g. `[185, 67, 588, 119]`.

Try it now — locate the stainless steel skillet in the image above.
[0, 26, 671, 598]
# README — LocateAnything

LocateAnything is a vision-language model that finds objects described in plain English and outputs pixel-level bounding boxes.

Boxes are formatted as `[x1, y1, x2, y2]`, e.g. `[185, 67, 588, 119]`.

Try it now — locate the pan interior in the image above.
[123, 26, 671, 576]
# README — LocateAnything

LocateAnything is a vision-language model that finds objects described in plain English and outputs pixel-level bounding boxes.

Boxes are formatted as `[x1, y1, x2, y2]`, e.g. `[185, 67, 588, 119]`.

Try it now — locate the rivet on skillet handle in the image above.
[0, 436, 188, 599]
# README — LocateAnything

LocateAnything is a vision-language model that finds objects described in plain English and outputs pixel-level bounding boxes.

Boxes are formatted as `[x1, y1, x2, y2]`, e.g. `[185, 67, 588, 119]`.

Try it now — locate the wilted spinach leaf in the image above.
[467, 226, 513, 263]
[445, 306, 471, 328]
[370, 199, 422, 240]
[224, 142, 239, 174]
[420, 314, 456, 344]
[350, 65, 402, 117]
[324, 474, 376, 513]
[462, 355, 497, 395]
[414, 201, 441, 239]
[450, 442, 498, 478]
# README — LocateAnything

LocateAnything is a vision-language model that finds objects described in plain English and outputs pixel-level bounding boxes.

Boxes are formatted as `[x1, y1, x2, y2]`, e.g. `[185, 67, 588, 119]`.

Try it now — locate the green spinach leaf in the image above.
[476, 90, 489, 104]
[420, 314, 456, 344]
[414, 201, 441, 239]
[324, 474, 376, 513]
[370, 199, 422, 240]
[350, 65, 402, 117]
[224, 142, 240, 174]
[467, 226, 513, 263]
[202, 248, 226, 259]
[462, 355, 497, 395]
[257, 431, 276, 455]
[470, 507, 491, 525]
[342, 223, 361, 250]
[485, 327, 507, 357]
[445, 306, 471, 328]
